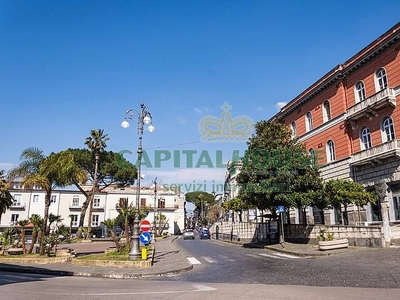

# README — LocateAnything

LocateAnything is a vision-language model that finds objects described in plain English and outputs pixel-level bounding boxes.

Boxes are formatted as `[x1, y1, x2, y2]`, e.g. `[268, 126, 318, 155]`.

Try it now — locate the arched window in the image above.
[326, 140, 335, 162]
[375, 68, 388, 91]
[291, 121, 297, 138]
[305, 112, 313, 132]
[382, 117, 395, 142]
[355, 81, 366, 103]
[322, 100, 332, 122]
[360, 126, 372, 150]
[309, 148, 316, 167]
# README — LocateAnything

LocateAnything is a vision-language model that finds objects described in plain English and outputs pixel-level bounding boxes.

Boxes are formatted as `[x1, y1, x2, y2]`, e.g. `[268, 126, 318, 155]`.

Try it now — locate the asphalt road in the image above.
[1, 234, 400, 299]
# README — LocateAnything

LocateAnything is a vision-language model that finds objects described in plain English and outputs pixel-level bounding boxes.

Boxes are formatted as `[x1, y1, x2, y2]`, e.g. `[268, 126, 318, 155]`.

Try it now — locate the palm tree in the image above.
[47, 213, 63, 235]
[102, 219, 121, 252]
[81, 129, 109, 239]
[8, 148, 87, 255]
[0, 170, 13, 224]
[17, 219, 30, 254]
[28, 214, 43, 254]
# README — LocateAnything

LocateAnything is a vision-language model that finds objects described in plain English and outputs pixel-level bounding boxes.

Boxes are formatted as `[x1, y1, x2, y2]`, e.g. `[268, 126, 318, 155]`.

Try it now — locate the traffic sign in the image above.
[139, 231, 151, 245]
[140, 219, 151, 232]
[277, 206, 285, 213]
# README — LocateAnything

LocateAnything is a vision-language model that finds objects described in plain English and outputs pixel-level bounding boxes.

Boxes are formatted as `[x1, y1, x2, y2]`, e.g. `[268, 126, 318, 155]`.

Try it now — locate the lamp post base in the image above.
[128, 223, 141, 260]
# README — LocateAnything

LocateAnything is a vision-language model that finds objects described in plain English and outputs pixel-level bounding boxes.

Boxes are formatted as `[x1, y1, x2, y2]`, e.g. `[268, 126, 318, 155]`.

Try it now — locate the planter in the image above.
[318, 238, 349, 251]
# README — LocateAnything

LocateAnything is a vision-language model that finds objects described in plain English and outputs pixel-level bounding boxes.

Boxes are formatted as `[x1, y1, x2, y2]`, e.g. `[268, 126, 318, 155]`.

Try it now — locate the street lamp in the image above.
[121, 102, 154, 260]
[151, 177, 163, 243]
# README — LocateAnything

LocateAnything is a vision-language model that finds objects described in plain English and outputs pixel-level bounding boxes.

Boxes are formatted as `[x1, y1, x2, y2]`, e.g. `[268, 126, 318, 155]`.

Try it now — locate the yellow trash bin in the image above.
[141, 248, 147, 260]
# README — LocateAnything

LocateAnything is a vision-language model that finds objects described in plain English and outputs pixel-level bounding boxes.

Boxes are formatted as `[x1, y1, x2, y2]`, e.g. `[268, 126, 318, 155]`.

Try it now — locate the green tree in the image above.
[237, 120, 322, 220]
[324, 179, 376, 225]
[27, 214, 43, 254]
[102, 218, 121, 252]
[65, 148, 137, 239]
[185, 191, 215, 218]
[84, 129, 109, 239]
[8, 147, 87, 255]
[17, 219, 30, 254]
[0, 170, 12, 224]
[47, 213, 63, 235]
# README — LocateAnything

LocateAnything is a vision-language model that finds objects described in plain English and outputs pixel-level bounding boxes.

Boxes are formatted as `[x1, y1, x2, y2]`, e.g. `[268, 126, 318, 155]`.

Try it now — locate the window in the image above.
[309, 148, 316, 167]
[92, 215, 99, 227]
[13, 183, 21, 189]
[71, 215, 78, 226]
[355, 81, 366, 103]
[33, 185, 41, 190]
[360, 127, 372, 150]
[50, 195, 57, 203]
[72, 196, 80, 207]
[158, 198, 165, 209]
[375, 68, 388, 91]
[326, 140, 336, 162]
[291, 121, 297, 138]
[322, 100, 331, 122]
[93, 198, 100, 207]
[305, 112, 313, 132]
[12, 194, 22, 206]
[140, 198, 146, 208]
[10, 214, 19, 224]
[33, 195, 39, 203]
[382, 117, 395, 142]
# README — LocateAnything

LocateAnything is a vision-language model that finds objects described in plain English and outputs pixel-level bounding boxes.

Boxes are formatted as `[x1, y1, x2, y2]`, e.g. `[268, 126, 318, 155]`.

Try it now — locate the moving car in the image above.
[183, 229, 195, 240]
[200, 228, 210, 239]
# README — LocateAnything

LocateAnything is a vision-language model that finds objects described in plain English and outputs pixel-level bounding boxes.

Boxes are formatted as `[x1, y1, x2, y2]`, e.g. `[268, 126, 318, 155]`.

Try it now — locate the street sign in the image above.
[140, 219, 151, 232]
[139, 231, 151, 245]
[278, 206, 285, 213]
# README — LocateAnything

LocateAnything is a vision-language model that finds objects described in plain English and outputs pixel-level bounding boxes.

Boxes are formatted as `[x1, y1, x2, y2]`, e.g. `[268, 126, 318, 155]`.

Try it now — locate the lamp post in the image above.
[151, 177, 163, 243]
[121, 102, 154, 260]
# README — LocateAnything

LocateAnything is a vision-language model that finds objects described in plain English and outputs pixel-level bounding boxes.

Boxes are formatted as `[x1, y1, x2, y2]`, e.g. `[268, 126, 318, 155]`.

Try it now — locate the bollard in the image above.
[141, 247, 147, 260]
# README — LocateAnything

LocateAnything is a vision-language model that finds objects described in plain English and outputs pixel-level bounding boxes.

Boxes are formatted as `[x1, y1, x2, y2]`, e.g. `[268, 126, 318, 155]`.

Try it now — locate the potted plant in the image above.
[317, 229, 348, 251]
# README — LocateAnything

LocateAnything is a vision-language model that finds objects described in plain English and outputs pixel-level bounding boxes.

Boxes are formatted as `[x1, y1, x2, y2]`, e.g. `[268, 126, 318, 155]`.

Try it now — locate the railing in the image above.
[346, 88, 396, 120]
[351, 139, 400, 165]
[10, 203, 26, 209]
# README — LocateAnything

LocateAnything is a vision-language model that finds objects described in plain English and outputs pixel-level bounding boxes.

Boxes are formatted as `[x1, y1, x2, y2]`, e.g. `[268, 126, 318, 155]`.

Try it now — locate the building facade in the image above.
[272, 22, 400, 225]
[1, 183, 185, 236]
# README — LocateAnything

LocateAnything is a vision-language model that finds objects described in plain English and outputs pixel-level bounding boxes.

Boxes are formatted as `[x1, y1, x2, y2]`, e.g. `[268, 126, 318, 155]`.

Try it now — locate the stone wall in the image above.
[211, 221, 384, 247]
[285, 224, 383, 247]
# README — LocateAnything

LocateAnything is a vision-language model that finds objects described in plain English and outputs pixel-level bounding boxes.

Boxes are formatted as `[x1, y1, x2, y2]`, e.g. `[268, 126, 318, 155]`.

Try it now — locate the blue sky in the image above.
[1, 1, 400, 192]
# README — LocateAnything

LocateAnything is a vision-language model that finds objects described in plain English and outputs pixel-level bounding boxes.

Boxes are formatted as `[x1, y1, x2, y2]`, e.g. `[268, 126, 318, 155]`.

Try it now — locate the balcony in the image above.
[69, 204, 82, 210]
[351, 139, 400, 166]
[346, 88, 396, 128]
[10, 203, 26, 210]
[92, 205, 105, 211]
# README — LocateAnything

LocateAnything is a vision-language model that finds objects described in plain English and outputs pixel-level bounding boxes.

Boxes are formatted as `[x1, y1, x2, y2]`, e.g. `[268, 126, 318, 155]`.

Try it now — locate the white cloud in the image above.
[194, 107, 210, 115]
[256, 107, 264, 111]
[275, 102, 287, 110]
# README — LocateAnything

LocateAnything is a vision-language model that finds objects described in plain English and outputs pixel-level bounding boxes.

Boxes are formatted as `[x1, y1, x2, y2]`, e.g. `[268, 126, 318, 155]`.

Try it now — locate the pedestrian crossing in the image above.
[186, 251, 302, 265]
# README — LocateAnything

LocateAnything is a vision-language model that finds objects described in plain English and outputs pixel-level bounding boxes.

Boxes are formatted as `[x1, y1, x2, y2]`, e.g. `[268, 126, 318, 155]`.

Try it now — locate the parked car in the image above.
[200, 228, 210, 239]
[183, 229, 195, 240]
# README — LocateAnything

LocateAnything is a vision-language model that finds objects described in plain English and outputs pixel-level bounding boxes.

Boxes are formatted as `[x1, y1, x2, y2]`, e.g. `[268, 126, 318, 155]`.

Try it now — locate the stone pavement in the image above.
[0, 236, 364, 279]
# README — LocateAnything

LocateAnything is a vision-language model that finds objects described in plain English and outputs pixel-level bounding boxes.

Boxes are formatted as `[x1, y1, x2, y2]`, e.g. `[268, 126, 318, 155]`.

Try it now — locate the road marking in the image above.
[202, 256, 217, 263]
[259, 252, 300, 259]
[218, 255, 235, 262]
[187, 257, 201, 264]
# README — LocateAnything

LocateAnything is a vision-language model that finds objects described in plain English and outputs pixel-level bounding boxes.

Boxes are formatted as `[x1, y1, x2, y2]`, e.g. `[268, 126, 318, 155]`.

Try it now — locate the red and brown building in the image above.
[273, 22, 400, 226]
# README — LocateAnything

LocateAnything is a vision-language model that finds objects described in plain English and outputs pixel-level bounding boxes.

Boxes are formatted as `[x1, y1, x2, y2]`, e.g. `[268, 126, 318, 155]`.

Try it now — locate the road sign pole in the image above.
[280, 211, 285, 245]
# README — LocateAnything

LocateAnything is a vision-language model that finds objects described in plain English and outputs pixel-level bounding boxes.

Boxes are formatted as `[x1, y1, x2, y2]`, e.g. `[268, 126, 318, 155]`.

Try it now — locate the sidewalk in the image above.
[0, 237, 361, 279]
[0, 236, 193, 279]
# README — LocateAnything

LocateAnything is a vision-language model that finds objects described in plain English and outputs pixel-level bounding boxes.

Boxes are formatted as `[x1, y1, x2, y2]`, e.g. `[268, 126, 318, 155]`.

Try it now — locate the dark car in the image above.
[200, 228, 210, 239]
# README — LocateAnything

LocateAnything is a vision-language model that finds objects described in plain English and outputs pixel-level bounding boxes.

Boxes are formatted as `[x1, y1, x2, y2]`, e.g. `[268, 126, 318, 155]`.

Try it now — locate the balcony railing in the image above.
[346, 88, 396, 122]
[351, 139, 400, 166]
[69, 204, 82, 210]
[10, 203, 26, 209]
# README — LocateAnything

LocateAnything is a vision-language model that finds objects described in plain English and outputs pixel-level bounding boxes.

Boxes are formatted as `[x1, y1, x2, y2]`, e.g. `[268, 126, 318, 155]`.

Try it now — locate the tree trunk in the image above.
[21, 229, 26, 254]
[110, 231, 121, 252]
[40, 192, 51, 255]
[28, 230, 37, 254]
[86, 198, 94, 239]
[76, 192, 93, 238]
[343, 205, 349, 225]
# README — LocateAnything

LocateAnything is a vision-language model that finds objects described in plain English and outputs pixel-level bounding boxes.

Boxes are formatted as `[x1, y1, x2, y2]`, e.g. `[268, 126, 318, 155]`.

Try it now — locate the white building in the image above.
[1, 184, 185, 236]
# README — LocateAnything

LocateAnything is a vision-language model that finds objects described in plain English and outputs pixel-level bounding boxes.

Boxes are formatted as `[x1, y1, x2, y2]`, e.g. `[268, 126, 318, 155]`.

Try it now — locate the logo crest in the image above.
[198, 102, 253, 143]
